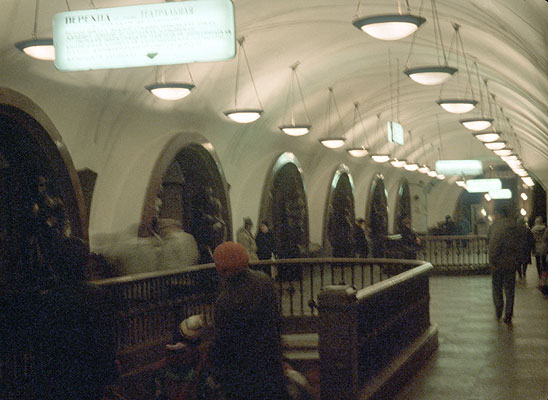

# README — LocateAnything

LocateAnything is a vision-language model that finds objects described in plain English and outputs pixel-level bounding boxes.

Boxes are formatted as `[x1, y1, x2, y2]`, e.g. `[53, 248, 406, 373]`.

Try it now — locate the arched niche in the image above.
[365, 174, 388, 257]
[393, 178, 411, 233]
[324, 165, 355, 257]
[140, 134, 231, 264]
[0, 88, 86, 288]
[258, 152, 309, 259]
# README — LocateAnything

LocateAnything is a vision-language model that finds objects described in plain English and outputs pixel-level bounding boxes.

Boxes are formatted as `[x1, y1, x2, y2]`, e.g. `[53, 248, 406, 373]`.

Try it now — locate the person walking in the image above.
[488, 206, 528, 325]
[209, 241, 288, 400]
[256, 221, 276, 261]
[236, 217, 258, 260]
[531, 216, 547, 279]
[516, 217, 535, 280]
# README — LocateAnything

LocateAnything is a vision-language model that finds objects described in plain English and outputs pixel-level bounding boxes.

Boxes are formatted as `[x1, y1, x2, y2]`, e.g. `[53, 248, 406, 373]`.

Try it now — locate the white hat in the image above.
[178, 315, 205, 341]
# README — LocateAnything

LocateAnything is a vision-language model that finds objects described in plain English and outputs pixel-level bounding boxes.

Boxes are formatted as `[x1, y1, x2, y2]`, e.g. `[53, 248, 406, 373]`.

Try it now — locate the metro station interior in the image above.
[1, 0, 547, 399]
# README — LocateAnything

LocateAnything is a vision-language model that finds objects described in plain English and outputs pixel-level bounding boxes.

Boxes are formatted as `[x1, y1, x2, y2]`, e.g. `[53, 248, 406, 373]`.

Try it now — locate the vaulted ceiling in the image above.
[2, 0, 547, 186]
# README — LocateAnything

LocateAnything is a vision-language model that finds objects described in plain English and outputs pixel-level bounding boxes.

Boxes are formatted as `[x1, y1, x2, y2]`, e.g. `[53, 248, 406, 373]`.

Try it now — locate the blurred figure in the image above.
[353, 218, 369, 258]
[531, 216, 547, 279]
[256, 221, 276, 261]
[441, 215, 457, 235]
[399, 216, 421, 259]
[210, 242, 288, 400]
[488, 206, 527, 325]
[236, 217, 258, 260]
[516, 217, 535, 280]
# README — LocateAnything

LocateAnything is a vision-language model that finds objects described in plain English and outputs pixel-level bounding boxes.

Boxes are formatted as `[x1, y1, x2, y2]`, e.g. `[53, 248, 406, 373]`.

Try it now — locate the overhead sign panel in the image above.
[53, 0, 235, 71]
[435, 160, 483, 176]
[489, 188, 512, 199]
[387, 121, 404, 145]
[466, 179, 502, 193]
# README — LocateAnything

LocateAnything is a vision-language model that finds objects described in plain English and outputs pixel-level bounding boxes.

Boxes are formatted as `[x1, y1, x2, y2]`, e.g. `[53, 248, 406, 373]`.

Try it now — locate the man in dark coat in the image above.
[488, 206, 528, 325]
[210, 241, 288, 400]
[37, 237, 119, 400]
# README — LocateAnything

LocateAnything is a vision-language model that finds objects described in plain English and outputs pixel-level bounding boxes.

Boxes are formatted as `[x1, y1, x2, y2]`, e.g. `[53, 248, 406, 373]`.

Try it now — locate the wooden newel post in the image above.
[318, 285, 359, 400]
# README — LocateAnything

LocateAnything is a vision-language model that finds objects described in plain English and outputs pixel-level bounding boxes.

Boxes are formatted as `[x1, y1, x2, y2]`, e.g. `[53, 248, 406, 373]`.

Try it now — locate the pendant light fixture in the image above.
[145, 64, 195, 101]
[370, 114, 391, 163]
[460, 70, 493, 131]
[403, 0, 457, 85]
[347, 102, 370, 157]
[224, 37, 263, 123]
[352, 0, 425, 41]
[391, 158, 408, 168]
[473, 132, 500, 143]
[436, 24, 477, 113]
[494, 148, 513, 157]
[279, 63, 312, 136]
[401, 130, 419, 171]
[15, 0, 55, 60]
[484, 141, 507, 151]
[318, 88, 346, 149]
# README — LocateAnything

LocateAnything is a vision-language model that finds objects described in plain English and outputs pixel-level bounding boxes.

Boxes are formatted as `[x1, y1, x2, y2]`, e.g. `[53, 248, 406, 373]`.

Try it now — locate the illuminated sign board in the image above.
[466, 179, 502, 193]
[435, 160, 483, 176]
[489, 188, 512, 199]
[53, 0, 235, 71]
[387, 121, 404, 145]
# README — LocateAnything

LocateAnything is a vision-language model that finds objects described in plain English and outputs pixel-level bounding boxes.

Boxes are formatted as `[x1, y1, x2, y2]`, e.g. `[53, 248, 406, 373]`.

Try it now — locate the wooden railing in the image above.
[417, 235, 489, 274]
[318, 261, 438, 400]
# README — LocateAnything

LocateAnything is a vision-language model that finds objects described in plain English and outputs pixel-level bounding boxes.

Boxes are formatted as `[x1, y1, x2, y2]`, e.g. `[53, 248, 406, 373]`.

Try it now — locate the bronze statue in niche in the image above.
[368, 177, 388, 258]
[327, 174, 355, 258]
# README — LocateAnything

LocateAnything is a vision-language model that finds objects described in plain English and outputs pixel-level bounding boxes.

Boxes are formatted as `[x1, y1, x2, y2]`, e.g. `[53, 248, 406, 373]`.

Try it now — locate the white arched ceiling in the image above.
[1, 0, 546, 241]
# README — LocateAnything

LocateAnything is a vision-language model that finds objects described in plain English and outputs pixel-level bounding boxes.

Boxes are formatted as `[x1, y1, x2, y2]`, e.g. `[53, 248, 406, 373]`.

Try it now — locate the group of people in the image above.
[488, 207, 548, 326]
[236, 218, 277, 261]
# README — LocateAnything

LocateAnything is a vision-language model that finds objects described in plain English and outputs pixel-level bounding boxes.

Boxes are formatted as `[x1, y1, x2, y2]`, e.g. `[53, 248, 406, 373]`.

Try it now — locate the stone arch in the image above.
[0, 88, 86, 287]
[258, 152, 309, 259]
[140, 133, 231, 264]
[366, 174, 388, 257]
[323, 165, 355, 256]
[393, 178, 411, 233]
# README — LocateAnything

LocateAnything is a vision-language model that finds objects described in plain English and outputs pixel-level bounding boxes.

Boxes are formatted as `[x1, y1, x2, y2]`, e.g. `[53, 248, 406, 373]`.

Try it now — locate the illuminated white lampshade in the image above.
[347, 147, 369, 157]
[474, 132, 500, 143]
[428, 170, 438, 177]
[436, 174, 445, 180]
[466, 178, 502, 193]
[514, 169, 528, 177]
[437, 99, 477, 114]
[501, 155, 518, 162]
[484, 193, 491, 202]
[520, 208, 527, 216]
[521, 193, 528, 201]
[371, 154, 391, 163]
[279, 125, 311, 136]
[484, 141, 506, 151]
[489, 189, 512, 199]
[456, 180, 466, 187]
[507, 159, 522, 167]
[404, 66, 457, 85]
[522, 177, 534, 187]
[224, 109, 263, 123]
[404, 163, 419, 171]
[494, 149, 512, 156]
[145, 83, 194, 100]
[417, 165, 430, 173]
[352, 14, 426, 41]
[459, 118, 493, 131]
[15, 38, 55, 60]
[319, 138, 346, 149]
[390, 158, 407, 168]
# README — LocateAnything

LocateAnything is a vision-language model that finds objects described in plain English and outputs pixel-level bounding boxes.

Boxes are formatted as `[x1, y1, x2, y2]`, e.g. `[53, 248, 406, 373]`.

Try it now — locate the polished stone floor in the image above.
[395, 268, 548, 400]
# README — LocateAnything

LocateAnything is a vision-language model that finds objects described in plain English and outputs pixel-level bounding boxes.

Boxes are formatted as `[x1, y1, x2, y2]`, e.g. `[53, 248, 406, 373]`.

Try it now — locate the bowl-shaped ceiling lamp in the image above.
[319, 138, 346, 149]
[456, 179, 466, 187]
[15, 38, 55, 60]
[437, 99, 477, 114]
[390, 158, 407, 168]
[428, 170, 438, 177]
[224, 38, 264, 124]
[404, 66, 457, 85]
[460, 118, 493, 131]
[484, 141, 506, 151]
[352, 14, 426, 40]
[521, 177, 534, 187]
[404, 162, 419, 171]
[473, 132, 500, 143]
[494, 148, 512, 156]
[436, 173, 445, 179]
[280, 62, 311, 136]
[347, 147, 369, 158]
[418, 165, 430, 174]
[371, 154, 391, 163]
[145, 82, 194, 101]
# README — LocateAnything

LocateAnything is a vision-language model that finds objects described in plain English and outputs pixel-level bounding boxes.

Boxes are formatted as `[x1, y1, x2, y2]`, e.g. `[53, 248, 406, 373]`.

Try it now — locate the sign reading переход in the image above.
[53, 0, 235, 71]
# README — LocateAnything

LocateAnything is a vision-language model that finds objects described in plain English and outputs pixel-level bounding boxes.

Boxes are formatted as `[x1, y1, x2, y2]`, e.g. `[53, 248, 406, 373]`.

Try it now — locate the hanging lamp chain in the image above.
[65, 0, 71, 11]
[473, 61, 486, 117]
[405, 0, 426, 68]
[357, 104, 372, 148]
[240, 39, 264, 110]
[32, 0, 40, 39]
